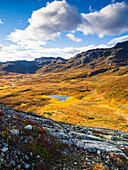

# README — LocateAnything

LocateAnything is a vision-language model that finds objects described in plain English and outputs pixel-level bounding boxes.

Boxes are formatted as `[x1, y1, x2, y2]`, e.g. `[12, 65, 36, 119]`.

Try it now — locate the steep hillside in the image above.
[70, 40, 128, 68]
[37, 40, 128, 75]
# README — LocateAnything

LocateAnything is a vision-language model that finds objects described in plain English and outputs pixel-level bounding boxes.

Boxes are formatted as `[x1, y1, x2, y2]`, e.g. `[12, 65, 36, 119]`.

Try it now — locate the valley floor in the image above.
[0, 69, 128, 132]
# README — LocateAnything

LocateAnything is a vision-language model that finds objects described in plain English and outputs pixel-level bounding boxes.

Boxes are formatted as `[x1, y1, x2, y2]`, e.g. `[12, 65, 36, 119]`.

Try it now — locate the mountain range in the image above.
[0, 40, 128, 75]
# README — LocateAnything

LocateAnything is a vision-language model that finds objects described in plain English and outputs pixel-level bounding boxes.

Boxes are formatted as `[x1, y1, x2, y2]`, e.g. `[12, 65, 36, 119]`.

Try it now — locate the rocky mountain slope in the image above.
[0, 105, 128, 169]
[37, 40, 128, 74]
[0, 40, 128, 75]
[68, 40, 128, 68]
[0, 57, 66, 74]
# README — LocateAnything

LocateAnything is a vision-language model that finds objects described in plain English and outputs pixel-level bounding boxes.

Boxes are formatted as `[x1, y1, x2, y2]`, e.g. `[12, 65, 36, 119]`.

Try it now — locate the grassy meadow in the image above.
[0, 67, 128, 131]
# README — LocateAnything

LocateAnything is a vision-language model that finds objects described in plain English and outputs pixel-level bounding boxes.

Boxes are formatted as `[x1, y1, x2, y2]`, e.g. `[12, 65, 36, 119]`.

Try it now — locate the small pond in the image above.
[46, 95, 70, 101]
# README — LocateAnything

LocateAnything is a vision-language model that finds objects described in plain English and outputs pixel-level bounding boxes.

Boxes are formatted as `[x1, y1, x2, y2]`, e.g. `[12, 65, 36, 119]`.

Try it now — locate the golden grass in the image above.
[0, 69, 127, 131]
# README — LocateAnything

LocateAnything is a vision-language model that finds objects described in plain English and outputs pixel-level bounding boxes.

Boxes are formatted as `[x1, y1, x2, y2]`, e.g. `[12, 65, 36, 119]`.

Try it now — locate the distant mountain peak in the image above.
[1, 56, 66, 74]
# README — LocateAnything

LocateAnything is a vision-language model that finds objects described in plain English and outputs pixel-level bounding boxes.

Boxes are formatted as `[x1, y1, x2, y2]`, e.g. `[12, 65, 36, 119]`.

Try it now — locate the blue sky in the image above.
[0, 0, 128, 61]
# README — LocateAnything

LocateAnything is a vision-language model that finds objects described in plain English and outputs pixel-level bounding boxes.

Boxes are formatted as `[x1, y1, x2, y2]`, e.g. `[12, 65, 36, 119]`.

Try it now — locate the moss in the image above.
[32, 126, 40, 134]
[23, 121, 30, 127]
[33, 144, 52, 161]
[22, 129, 32, 135]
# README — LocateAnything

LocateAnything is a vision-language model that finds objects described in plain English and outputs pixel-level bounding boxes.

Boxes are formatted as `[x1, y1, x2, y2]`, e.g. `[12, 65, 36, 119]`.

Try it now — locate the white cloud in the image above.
[0, 19, 3, 24]
[66, 33, 82, 42]
[108, 35, 128, 44]
[7, 0, 81, 48]
[2, 44, 19, 52]
[6, 28, 47, 50]
[89, 5, 92, 12]
[27, 0, 81, 34]
[78, 2, 128, 37]
[7, 1, 128, 47]
[111, 0, 116, 3]
[0, 43, 110, 62]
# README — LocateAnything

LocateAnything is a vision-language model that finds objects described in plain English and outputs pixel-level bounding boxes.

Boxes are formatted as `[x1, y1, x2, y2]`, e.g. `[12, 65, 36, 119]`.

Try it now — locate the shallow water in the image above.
[46, 95, 70, 101]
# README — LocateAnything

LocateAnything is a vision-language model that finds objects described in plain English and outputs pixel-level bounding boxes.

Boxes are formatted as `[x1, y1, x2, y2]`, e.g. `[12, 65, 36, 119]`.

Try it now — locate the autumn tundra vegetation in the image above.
[0, 41, 128, 132]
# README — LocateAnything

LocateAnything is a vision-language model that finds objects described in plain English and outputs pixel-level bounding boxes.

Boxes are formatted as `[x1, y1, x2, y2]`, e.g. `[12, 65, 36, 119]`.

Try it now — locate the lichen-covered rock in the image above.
[0, 105, 128, 169]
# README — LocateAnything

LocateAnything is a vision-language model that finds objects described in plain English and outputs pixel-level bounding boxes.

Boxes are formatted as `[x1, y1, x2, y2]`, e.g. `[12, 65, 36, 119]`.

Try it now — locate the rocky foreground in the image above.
[0, 105, 128, 169]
